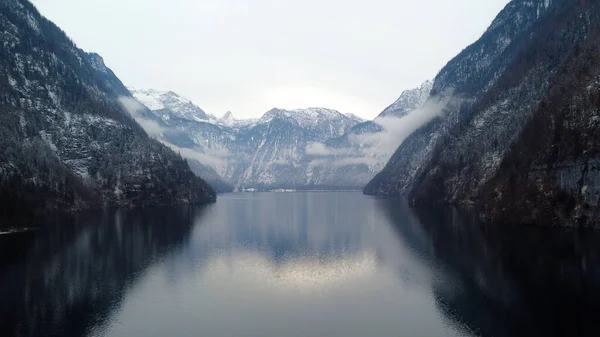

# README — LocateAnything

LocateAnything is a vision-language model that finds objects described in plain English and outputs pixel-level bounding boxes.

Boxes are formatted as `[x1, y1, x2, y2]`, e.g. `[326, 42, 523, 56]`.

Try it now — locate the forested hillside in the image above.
[365, 0, 600, 227]
[0, 0, 215, 225]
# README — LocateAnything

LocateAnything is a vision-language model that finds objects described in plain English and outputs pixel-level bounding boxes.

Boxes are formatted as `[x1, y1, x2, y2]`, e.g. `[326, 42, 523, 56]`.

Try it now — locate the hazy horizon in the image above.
[31, 0, 509, 119]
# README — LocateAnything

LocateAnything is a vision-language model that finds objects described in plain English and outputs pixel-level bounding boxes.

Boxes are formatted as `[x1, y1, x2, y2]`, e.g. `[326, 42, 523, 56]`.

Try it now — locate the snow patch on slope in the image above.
[129, 88, 166, 110]
[129, 88, 212, 122]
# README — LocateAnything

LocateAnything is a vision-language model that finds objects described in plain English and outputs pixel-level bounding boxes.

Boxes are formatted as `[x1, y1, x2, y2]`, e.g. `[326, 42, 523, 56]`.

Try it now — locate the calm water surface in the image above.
[2, 192, 600, 337]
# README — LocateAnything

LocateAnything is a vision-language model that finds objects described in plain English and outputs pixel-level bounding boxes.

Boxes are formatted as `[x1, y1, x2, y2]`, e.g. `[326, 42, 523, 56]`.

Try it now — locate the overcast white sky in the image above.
[31, 0, 509, 119]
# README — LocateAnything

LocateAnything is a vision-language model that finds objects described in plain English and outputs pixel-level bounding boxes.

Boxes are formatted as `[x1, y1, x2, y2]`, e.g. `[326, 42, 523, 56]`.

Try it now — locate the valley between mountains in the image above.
[128, 81, 433, 192]
[2, 0, 600, 227]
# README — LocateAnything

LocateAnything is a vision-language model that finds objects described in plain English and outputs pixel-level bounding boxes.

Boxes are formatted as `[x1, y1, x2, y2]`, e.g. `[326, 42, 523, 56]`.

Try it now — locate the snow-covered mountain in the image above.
[129, 88, 217, 123]
[378, 80, 433, 118]
[0, 0, 215, 218]
[128, 89, 375, 190]
[259, 108, 360, 142]
[345, 113, 365, 124]
[130, 82, 431, 191]
[303, 80, 434, 187]
[217, 111, 258, 128]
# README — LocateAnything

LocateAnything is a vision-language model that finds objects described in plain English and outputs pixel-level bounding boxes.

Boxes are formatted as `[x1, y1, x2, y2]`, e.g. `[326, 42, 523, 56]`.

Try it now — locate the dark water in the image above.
[1, 192, 600, 337]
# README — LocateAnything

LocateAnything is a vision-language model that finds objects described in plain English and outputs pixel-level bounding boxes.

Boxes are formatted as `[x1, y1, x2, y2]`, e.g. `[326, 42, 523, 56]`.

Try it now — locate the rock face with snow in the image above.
[308, 81, 434, 187]
[378, 80, 433, 118]
[258, 108, 360, 142]
[131, 81, 432, 191]
[0, 0, 215, 220]
[129, 88, 216, 123]
[332, 80, 434, 147]
[217, 111, 257, 128]
[132, 81, 431, 191]
[236, 107, 366, 190]
[365, 0, 600, 227]
[128, 96, 368, 190]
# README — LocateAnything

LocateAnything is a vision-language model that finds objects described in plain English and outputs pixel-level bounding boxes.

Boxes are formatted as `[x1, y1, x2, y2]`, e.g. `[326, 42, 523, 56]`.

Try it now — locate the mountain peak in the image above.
[378, 80, 433, 118]
[344, 113, 365, 123]
[217, 111, 257, 128]
[129, 88, 210, 122]
[419, 79, 433, 90]
[257, 107, 360, 141]
[222, 111, 234, 120]
[261, 107, 344, 123]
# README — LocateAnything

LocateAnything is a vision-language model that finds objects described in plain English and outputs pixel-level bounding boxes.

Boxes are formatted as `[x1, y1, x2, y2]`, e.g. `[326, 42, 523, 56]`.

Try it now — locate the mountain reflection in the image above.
[187, 192, 382, 265]
[8, 193, 600, 337]
[171, 193, 386, 292]
[98, 193, 464, 337]
[0, 206, 204, 337]
[377, 199, 600, 337]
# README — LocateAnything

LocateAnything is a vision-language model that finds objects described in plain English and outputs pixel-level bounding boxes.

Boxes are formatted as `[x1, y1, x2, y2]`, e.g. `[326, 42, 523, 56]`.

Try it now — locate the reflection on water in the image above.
[1, 192, 600, 337]
[410, 203, 600, 337]
[0, 206, 203, 337]
[379, 199, 600, 337]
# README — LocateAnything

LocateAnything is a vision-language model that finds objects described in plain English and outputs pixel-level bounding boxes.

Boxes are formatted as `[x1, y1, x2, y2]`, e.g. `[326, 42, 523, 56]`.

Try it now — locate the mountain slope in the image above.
[132, 79, 431, 191]
[129, 93, 370, 190]
[378, 80, 433, 118]
[328, 80, 433, 150]
[258, 108, 358, 142]
[365, 0, 600, 226]
[364, 0, 558, 197]
[187, 159, 234, 193]
[307, 80, 433, 187]
[217, 111, 258, 128]
[129, 88, 215, 123]
[482, 26, 600, 227]
[409, 0, 600, 206]
[0, 0, 215, 222]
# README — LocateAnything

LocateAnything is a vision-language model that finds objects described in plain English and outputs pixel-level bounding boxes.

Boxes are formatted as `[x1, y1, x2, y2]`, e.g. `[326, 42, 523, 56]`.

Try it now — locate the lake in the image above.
[1, 192, 600, 337]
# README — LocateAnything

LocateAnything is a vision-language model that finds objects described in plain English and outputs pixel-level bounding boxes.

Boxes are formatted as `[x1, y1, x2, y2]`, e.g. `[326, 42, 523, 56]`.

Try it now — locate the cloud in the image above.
[306, 141, 376, 168]
[306, 142, 340, 156]
[332, 157, 379, 167]
[118, 96, 167, 136]
[306, 90, 460, 168]
[308, 156, 378, 168]
[351, 92, 457, 157]
[119, 96, 230, 171]
[137, 119, 167, 136]
[118, 96, 145, 116]
[158, 140, 227, 169]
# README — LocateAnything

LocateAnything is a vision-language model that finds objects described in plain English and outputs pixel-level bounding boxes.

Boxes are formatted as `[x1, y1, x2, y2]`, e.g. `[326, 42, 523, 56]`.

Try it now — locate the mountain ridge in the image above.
[130, 81, 432, 191]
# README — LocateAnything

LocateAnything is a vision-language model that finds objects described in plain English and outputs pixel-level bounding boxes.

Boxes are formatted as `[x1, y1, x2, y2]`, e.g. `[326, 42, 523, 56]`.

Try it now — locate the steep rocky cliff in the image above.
[483, 28, 600, 227]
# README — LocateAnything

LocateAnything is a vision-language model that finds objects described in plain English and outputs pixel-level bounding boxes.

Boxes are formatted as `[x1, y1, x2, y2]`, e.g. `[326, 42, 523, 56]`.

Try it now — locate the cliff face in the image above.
[482, 31, 600, 227]
[365, 0, 600, 226]
[0, 0, 215, 222]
